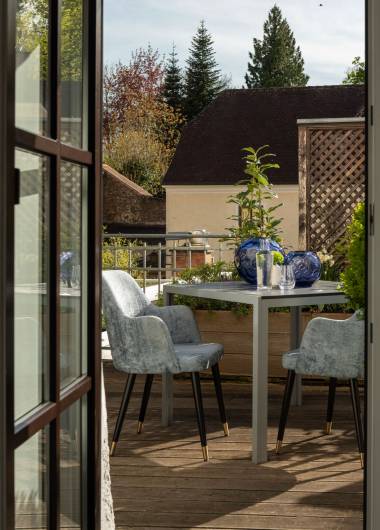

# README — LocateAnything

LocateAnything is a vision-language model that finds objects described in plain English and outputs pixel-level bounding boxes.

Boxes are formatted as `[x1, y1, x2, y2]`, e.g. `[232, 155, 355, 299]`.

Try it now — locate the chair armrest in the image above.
[109, 314, 181, 374]
[145, 304, 201, 344]
[298, 316, 364, 378]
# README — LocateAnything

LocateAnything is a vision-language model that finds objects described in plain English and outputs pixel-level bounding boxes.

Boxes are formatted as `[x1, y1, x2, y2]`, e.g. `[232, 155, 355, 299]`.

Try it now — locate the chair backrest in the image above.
[102, 270, 179, 373]
[102, 270, 150, 319]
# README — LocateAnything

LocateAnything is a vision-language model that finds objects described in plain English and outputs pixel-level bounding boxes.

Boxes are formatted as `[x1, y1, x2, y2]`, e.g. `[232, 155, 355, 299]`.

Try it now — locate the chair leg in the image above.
[325, 377, 337, 434]
[110, 374, 136, 456]
[211, 363, 229, 436]
[276, 370, 296, 454]
[137, 374, 154, 434]
[191, 372, 208, 461]
[349, 379, 365, 468]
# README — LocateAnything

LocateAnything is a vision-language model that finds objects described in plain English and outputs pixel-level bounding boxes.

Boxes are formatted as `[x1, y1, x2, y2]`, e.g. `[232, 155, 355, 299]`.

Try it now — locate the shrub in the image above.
[102, 235, 140, 275]
[340, 203, 365, 312]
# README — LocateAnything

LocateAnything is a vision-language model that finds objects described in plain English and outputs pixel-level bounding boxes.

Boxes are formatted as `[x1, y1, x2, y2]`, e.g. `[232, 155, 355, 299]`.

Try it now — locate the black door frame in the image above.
[0, 0, 103, 527]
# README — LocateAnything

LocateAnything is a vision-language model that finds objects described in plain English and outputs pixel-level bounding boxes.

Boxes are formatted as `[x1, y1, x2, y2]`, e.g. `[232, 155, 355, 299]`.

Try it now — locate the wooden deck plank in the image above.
[105, 365, 364, 530]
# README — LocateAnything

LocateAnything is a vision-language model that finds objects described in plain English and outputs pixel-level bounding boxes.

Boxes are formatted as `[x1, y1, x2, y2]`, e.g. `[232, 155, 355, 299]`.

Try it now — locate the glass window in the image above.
[15, 428, 49, 529]
[14, 149, 49, 420]
[60, 162, 87, 387]
[15, 0, 49, 136]
[60, 0, 86, 148]
[60, 399, 86, 527]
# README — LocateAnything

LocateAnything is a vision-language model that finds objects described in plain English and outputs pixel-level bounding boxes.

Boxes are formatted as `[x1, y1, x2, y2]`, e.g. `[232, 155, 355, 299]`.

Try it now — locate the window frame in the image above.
[0, 0, 103, 526]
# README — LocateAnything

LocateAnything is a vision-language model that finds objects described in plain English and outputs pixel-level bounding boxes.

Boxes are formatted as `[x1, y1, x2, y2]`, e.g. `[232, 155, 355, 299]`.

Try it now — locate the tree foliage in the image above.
[16, 0, 82, 81]
[103, 47, 184, 196]
[245, 5, 309, 88]
[163, 44, 184, 112]
[343, 57, 365, 85]
[184, 20, 226, 120]
[226, 146, 283, 244]
[340, 203, 365, 311]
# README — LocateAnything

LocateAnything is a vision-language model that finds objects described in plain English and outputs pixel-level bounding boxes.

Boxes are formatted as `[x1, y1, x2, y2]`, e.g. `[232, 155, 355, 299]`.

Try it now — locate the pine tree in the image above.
[245, 5, 309, 88]
[163, 44, 184, 111]
[184, 20, 225, 120]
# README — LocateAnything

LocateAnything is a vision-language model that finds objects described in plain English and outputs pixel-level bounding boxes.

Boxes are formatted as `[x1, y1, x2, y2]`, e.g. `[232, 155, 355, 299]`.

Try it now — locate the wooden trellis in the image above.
[298, 119, 365, 257]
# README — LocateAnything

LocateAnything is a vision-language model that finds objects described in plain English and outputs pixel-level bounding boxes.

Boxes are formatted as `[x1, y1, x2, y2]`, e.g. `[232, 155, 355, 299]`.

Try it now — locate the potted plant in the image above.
[226, 145, 284, 285]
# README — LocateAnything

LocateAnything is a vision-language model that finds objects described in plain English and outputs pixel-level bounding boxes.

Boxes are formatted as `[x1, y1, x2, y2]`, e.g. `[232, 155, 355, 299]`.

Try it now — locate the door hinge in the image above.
[370, 322, 374, 344]
[371, 105, 374, 126]
[14, 168, 20, 205]
[370, 203, 375, 236]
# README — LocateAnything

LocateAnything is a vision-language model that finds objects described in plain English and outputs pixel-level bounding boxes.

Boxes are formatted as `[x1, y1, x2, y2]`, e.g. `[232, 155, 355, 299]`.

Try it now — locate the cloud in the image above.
[104, 0, 365, 86]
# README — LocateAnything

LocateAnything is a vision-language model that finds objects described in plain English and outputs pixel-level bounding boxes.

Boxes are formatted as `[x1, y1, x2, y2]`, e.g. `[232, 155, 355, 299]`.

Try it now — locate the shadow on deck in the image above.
[104, 363, 364, 530]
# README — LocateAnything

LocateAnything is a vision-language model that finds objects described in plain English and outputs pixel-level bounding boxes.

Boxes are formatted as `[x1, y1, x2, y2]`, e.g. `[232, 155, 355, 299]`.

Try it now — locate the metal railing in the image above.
[102, 232, 233, 296]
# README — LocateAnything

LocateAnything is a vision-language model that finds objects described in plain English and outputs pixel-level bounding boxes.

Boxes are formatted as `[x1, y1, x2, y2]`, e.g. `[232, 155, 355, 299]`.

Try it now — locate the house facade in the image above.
[164, 85, 364, 259]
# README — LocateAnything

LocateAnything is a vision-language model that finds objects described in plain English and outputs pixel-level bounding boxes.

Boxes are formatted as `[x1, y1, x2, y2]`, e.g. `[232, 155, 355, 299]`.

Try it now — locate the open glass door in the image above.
[0, 0, 103, 527]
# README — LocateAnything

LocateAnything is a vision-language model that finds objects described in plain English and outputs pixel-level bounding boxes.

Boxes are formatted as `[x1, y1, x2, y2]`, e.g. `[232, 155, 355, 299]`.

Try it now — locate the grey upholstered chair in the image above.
[102, 270, 229, 461]
[276, 313, 365, 467]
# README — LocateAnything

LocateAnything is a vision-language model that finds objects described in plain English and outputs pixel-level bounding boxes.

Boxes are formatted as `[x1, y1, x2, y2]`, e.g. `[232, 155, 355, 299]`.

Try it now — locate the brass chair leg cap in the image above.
[223, 422, 230, 437]
[137, 421, 143, 434]
[325, 421, 333, 435]
[275, 440, 282, 454]
[110, 441, 117, 457]
[202, 445, 209, 462]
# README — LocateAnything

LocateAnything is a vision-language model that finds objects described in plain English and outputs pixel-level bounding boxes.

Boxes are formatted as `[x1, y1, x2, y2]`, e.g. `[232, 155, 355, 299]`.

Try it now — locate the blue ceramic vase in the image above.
[284, 251, 321, 287]
[235, 238, 284, 286]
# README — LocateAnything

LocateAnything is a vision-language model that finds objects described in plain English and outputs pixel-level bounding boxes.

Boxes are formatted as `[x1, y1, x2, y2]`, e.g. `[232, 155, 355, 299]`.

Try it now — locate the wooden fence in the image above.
[298, 118, 365, 256]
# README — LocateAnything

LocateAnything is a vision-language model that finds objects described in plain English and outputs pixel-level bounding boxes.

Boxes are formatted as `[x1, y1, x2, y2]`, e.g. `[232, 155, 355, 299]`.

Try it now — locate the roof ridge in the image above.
[102, 164, 152, 197]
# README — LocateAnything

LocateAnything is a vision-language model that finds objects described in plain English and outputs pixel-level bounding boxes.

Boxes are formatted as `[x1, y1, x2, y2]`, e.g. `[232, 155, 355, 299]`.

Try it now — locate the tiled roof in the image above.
[163, 85, 365, 186]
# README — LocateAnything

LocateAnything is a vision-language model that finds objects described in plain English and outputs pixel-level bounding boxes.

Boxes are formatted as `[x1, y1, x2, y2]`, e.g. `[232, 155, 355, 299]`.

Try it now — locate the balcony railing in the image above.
[102, 232, 233, 296]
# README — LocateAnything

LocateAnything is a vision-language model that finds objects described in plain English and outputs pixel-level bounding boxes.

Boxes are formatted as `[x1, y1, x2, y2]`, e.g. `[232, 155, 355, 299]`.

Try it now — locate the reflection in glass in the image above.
[60, 400, 86, 527]
[15, 0, 49, 135]
[15, 428, 48, 529]
[60, 162, 87, 387]
[61, 0, 85, 148]
[14, 149, 49, 420]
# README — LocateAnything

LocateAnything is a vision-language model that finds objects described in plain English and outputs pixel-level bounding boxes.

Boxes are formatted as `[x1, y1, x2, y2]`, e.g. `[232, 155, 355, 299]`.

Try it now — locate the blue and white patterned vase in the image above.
[235, 238, 284, 286]
[284, 251, 321, 287]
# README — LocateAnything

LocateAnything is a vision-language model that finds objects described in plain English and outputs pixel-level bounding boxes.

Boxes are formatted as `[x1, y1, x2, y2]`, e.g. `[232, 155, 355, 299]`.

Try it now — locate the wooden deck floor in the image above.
[104, 363, 364, 530]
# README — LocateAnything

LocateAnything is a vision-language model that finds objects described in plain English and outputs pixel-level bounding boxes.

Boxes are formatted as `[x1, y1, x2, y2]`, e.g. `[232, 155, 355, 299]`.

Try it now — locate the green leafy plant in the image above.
[340, 202, 365, 312]
[164, 262, 249, 316]
[272, 251, 284, 266]
[343, 56, 365, 85]
[226, 145, 283, 245]
[102, 235, 140, 275]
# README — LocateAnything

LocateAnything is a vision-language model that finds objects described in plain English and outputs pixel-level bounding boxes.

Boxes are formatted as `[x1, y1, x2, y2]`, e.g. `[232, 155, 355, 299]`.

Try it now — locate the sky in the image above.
[104, 0, 365, 87]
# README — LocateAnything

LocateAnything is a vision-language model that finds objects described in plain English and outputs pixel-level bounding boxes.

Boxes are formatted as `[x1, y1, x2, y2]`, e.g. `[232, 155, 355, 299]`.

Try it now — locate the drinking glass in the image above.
[279, 264, 296, 290]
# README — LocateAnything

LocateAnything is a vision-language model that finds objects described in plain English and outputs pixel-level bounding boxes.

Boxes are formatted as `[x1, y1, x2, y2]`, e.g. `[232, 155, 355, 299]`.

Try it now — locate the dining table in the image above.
[162, 280, 348, 464]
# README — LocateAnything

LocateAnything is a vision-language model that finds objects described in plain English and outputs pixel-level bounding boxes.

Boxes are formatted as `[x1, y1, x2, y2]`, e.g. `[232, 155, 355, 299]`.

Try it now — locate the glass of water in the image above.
[279, 264, 296, 290]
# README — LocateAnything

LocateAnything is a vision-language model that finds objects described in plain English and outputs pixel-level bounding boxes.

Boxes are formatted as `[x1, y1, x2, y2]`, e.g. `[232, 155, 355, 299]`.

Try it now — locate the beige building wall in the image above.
[165, 184, 300, 262]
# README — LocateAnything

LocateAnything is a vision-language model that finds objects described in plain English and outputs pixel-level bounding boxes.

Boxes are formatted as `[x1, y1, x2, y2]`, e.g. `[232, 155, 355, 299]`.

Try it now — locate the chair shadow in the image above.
[105, 382, 364, 529]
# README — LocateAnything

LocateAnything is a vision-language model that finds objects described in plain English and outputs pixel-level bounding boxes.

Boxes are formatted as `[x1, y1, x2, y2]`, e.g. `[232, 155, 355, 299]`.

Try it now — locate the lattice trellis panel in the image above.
[299, 122, 365, 258]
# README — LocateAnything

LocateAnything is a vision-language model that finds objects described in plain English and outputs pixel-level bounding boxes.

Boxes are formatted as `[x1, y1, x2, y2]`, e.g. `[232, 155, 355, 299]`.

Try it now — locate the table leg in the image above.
[290, 306, 302, 406]
[252, 299, 268, 464]
[161, 291, 174, 426]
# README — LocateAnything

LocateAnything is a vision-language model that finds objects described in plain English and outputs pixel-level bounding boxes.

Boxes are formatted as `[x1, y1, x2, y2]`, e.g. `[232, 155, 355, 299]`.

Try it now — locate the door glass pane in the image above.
[15, 0, 49, 135]
[14, 149, 49, 420]
[60, 399, 86, 527]
[61, 0, 86, 148]
[15, 427, 49, 529]
[60, 162, 87, 387]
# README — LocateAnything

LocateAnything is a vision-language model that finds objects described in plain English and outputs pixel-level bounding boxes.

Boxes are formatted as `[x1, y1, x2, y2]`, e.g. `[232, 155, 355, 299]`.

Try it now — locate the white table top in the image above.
[163, 280, 347, 307]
